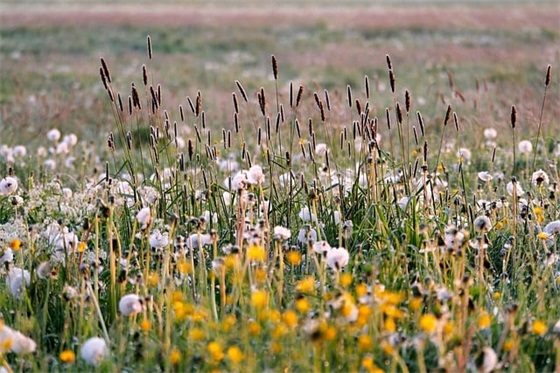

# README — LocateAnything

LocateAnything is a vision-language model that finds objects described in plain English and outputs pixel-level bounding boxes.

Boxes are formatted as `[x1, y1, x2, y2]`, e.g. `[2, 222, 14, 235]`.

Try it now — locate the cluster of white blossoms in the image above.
[0, 322, 36, 354]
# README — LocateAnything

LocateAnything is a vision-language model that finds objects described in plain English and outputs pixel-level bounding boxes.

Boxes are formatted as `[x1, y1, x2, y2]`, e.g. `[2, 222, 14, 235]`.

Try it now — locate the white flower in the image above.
[63, 133, 78, 146]
[0, 324, 36, 354]
[456, 147, 472, 161]
[44, 159, 56, 170]
[118, 294, 143, 316]
[473, 216, 492, 233]
[149, 230, 169, 249]
[297, 227, 317, 244]
[298, 206, 315, 222]
[247, 165, 265, 185]
[313, 241, 331, 255]
[80, 337, 108, 366]
[56, 142, 69, 154]
[480, 347, 498, 373]
[229, 171, 247, 190]
[186, 233, 213, 250]
[273, 226, 291, 240]
[6, 267, 30, 299]
[315, 143, 328, 155]
[518, 140, 533, 154]
[0, 176, 18, 195]
[531, 169, 549, 186]
[483, 128, 497, 139]
[1, 248, 14, 264]
[506, 181, 523, 196]
[12, 146, 27, 157]
[326, 247, 350, 271]
[544, 221, 560, 235]
[47, 128, 61, 142]
[397, 196, 410, 211]
[136, 207, 151, 230]
[477, 171, 493, 183]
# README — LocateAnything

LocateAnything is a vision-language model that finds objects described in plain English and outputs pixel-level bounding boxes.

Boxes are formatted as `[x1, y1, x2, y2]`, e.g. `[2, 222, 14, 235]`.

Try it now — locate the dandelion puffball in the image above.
[273, 226, 291, 240]
[0, 324, 36, 354]
[47, 128, 61, 142]
[0, 176, 18, 195]
[326, 247, 350, 271]
[80, 337, 108, 366]
[473, 216, 492, 233]
[518, 140, 533, 154]
[531, 169, 549, 186]
[477, 171, 493, 183]
[506, 181, 523, 196]
[118, 294, 143, 316]
[483, 128, 497, 139]
[136, 207, 151, 230]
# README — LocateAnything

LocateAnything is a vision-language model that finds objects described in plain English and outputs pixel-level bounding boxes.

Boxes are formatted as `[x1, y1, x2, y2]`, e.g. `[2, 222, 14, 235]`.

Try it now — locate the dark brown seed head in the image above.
[453, 112, 459, 131]
[347, 85, 352, 108]
[405, 90, 411, 112]
[271, 55, 278, 80]
[416, 111, 425, 136]
[444, 105, 452, 126]
[142, 65, 148, 86]
[99, 67, 108, 90]
[364, 75, 370, 99]
[232, 93, 239, 114]
[235, 80, 248, 103]
[545, 64, 551, 87]
[385, 107, 391, 130]
[196, 91, 202, 117]
[510, 105, 517, 129]
[147, 35, 152, 59]
[385, 54, 393, 70]
[396, 103, 402, 124]
[296, 85, 304, 107]
[389, 70, 396, 94]
[100, 57, 111, 83]
[324, 89, 331, 111]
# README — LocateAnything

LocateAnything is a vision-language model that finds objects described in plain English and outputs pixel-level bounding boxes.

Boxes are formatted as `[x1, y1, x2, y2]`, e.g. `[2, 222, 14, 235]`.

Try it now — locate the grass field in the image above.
[0, 2, 559, 372]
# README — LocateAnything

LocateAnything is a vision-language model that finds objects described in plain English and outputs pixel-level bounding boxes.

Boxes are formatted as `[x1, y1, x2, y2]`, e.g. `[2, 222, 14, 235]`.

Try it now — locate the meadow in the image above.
[0, 3, 559, 372]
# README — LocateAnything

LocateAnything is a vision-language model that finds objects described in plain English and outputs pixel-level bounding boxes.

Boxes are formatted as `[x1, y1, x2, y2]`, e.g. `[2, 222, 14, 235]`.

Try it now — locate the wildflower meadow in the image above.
[1, 3, 559, 372]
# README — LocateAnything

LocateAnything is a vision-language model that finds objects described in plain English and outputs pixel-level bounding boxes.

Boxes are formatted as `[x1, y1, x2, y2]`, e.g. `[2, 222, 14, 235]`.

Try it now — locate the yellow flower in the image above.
[534, 207, 543, 216]
[409, 297, 423, 311]
[443, 321, 454, 336]
[140, 319, 152, 332]
[271, 325, 287, 338]
[295, 297, 311, 313]
[495, 221, 504, 230]
[9, 238, 22, 251]
[493, 292, 501, 300]
[177, 259, 193, 274]
[255, 268, 267, 283]
[339, 273, 353, 288]
[207, 341, 224, 361]
[247, 243, 265, 262]
[538, 232, 551, 240]
[251, 290, 268, 309]
[324, 325, 337, 341]
[357, 304, 372, 327]
[286, 250, 302, 265]
[189, 328, 206, 341]
[419, 314, 438, 333]
[77, 242, 87, 253]
[170, 348, 181, 365]
[503, 338, 514, 352]
[248, 321, 261, 336]
[172, 291, 184, 302]
[384, 317, 396, 333]
[357, 334, 372, 351]
[381, 340, 394, 355]
[362, 355, 384, 373]
[59, 350, 76, 364]
[283, 310, 298, 328]
[147, 272, 159, 287]
[222, 315, 237, 332]
[296, 277, 315, 294]
[356, 283, 368, 297]
[478, 311, 491, 329]
[532, 320, 547, 336]
[227, 345, 244, 364]
[270, 341, 282, 353]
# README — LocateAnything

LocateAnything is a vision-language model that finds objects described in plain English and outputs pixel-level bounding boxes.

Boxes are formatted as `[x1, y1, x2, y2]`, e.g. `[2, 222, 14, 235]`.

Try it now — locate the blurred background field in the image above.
[0, 2, 558, 147]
